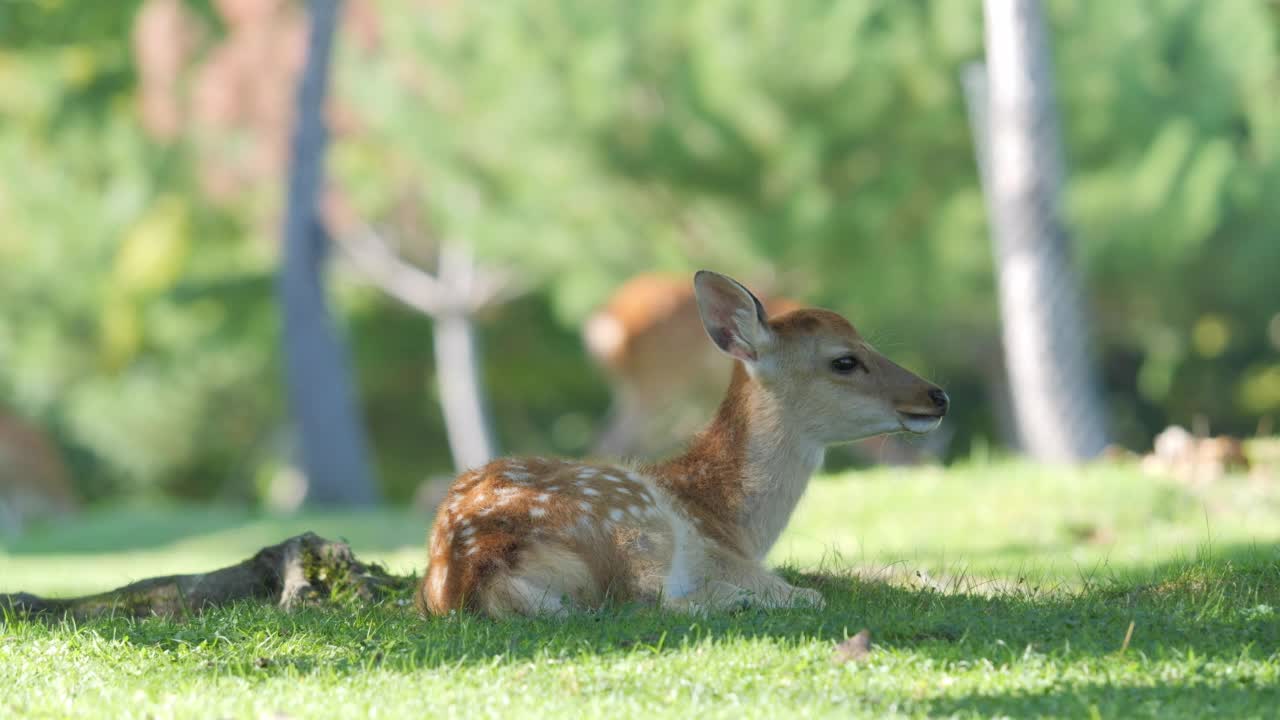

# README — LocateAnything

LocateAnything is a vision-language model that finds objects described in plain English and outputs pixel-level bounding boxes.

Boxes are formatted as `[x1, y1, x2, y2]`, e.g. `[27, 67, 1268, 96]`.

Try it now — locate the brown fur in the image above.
[419, 274, 947, 618]
[417, 458, 666, 615]
[642, 362, 754, 553]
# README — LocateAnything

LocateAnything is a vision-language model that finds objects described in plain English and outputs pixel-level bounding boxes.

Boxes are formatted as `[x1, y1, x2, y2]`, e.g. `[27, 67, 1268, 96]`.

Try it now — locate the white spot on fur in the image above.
[530, 507, 547, 519]
[576, 469, 597, 479]
[504, 471, 532, 483]
[535, 492, 550, 503]
[578, 500, 592, 512]
[582, 487, 600, 497]
[628, 505, 642, 517]
[609, 508, 624, 522]
[460, 526, 476, 538]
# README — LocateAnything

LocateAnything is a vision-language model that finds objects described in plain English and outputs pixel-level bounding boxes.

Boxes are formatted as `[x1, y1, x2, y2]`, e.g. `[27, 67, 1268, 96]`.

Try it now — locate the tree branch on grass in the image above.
[0, 533, 413, 620]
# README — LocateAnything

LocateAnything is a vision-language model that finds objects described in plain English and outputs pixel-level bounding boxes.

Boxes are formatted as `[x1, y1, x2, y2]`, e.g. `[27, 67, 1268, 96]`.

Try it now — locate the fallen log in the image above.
[0, 532, 413, 620]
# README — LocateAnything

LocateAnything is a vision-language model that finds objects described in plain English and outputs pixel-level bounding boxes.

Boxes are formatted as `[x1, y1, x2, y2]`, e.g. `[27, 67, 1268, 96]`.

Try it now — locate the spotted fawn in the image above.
[417, 271, 949, 617]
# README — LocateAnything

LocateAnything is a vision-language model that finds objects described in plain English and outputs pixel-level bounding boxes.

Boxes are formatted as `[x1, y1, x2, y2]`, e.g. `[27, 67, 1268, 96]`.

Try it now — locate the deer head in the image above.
[692, 270, 948, 446]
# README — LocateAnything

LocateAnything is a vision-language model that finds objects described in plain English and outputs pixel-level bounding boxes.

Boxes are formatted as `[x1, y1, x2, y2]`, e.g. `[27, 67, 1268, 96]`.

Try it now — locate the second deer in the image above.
[418, 271, 948, 617]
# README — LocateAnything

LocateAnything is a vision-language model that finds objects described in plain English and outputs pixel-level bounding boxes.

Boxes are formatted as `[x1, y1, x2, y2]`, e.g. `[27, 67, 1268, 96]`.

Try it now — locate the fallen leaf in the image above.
[833, 628, 873, 664]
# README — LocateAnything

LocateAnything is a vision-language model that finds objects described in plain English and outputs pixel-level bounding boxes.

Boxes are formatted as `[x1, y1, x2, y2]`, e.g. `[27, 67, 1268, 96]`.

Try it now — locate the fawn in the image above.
[417, 271, 948, 617]
[582, 271, 949, 464]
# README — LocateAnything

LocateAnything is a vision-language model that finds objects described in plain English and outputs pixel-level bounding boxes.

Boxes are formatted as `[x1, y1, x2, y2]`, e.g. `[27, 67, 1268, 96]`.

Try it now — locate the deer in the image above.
[417, 271, 949, 618]
[582, 271, 949, 464]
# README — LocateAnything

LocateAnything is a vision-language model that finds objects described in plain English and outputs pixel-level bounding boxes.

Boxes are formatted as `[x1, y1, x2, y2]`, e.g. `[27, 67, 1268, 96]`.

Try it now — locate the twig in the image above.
[1120, 620, 1135, 654]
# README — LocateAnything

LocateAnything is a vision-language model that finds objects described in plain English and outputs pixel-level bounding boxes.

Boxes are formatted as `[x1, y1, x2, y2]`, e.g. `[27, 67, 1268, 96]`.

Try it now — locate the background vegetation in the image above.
[1, 0, 1278, 506]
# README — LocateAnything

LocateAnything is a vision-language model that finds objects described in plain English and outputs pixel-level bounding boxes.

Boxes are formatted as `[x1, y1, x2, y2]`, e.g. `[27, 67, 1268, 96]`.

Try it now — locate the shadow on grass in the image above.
[46, 542, 1277, 675]
[926, 683, 1280, 718]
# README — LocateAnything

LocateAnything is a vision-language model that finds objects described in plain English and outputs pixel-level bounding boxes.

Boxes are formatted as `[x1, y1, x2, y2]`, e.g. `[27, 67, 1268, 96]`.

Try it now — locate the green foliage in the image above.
[1056, 0, 1280, 436]
[0, 47, 279, 500]
[1, 0, 1278, 504]
[335, 0, 1280, 452]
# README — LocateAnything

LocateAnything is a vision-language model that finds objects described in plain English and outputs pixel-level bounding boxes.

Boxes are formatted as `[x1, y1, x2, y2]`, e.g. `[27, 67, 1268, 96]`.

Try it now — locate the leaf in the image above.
[833, 628, 872, 664]
[114, 194, 190, 295]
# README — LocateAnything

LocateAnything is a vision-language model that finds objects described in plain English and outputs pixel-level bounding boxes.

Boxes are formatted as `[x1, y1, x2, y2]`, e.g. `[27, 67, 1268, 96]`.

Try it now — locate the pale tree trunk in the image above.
[324, 208, 516, 474]
[433, 310, 496, 472]
[431, 243, 497, 471]
[971, 0, 1109, 462]
[278, 0, 379, 505]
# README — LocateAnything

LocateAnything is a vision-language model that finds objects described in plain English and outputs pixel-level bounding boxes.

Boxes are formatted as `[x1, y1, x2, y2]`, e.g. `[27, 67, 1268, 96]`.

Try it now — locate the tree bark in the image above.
[974, 0, 1109, 462]
[279, 0, 379, 504]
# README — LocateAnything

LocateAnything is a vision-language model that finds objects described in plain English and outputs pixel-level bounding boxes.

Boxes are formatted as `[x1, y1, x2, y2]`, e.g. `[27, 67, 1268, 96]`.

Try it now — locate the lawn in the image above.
[2, 459, 1278, 718]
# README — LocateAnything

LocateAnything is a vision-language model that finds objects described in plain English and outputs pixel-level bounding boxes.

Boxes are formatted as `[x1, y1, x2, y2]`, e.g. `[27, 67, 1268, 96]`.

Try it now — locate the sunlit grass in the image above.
[2, 460, 1278, 718]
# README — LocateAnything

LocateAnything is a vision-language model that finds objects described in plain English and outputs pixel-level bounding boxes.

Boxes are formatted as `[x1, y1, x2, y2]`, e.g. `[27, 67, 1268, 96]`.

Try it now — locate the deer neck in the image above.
[650, 363, 825, 560]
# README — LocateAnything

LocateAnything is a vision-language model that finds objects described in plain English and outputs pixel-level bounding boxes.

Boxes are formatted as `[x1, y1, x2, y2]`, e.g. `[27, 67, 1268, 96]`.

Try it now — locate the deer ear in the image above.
[693, 270, 772, 363]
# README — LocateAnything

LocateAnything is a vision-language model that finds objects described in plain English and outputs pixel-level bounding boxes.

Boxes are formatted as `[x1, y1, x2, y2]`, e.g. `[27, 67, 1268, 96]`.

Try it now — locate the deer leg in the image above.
[723, 558, 825, 609]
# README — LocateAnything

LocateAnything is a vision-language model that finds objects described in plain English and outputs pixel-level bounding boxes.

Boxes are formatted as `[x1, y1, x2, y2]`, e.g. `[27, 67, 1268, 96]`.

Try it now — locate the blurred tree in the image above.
[324, 200, 520, 473]
[1, 0, 1276, 509]
[334, 0, 1279, 452]
[135, 0, 505, 479]
[278, 0, 379, 505]
[0, 44, 279, 502]
[973, 0, 1110, 462]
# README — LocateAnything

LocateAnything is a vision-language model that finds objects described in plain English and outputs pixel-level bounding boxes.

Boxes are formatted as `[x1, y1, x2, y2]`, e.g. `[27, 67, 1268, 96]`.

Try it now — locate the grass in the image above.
[2, 459, 1279, 718]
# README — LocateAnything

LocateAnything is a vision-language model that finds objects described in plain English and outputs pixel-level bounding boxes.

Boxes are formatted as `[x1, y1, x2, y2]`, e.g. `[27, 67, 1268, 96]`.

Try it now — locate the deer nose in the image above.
[928, 388, 950, 413]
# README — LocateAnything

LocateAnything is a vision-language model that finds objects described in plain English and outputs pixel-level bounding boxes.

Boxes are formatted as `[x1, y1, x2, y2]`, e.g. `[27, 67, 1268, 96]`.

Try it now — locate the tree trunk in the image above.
[278, 0, 379, 505]
[433, 310, 497, 472]
[973, 0, 1109, 462]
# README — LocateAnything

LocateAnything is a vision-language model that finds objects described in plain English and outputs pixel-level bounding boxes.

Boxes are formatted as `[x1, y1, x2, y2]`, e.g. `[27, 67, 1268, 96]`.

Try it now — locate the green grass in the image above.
[3, 460, 1279, 718]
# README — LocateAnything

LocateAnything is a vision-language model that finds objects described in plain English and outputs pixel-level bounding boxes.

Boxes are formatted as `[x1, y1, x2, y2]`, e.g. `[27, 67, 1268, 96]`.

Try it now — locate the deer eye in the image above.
[830, 355, 864, 375]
